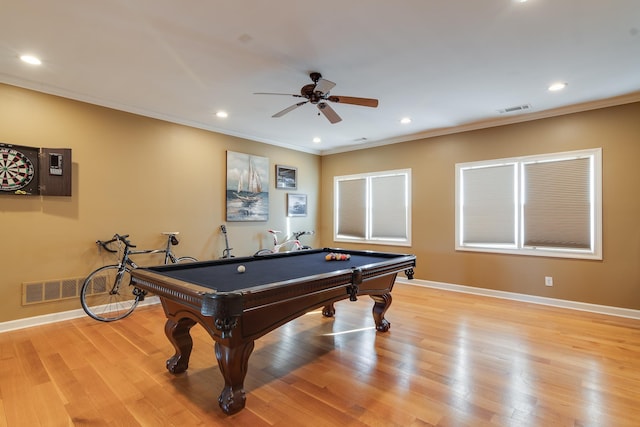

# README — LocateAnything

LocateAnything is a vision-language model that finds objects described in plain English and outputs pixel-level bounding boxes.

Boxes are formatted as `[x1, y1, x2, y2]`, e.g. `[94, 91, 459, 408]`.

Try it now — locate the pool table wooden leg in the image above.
[215, 340, 255, 415]
[164, 317, 196, 374]
[370, 293, 392, 332]
[322, 303, 336, 317]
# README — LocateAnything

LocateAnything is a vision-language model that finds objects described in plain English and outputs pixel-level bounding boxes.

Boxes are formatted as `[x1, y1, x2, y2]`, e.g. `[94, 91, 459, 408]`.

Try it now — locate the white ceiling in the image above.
[2, 0, 639, 155]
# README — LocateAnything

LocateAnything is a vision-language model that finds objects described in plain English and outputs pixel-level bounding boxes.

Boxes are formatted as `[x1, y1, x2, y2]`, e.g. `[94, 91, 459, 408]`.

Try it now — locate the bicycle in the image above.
[255, 229, 314, 255]
[80, 232, 197, 322]
[220, 224, 234, 258]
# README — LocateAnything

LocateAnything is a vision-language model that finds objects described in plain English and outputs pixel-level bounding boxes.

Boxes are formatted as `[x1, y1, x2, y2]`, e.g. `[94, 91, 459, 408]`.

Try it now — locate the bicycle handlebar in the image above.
[292, 230, 314, 238]
[96, 233, 136, 253]
[267, 230, 314, 237]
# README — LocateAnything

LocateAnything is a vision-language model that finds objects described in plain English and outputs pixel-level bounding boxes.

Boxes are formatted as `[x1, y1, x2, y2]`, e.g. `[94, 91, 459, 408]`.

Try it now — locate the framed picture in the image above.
[276, 165, 297, 189]
[287, 193, 307, 217]
[226, 151, 269, 221]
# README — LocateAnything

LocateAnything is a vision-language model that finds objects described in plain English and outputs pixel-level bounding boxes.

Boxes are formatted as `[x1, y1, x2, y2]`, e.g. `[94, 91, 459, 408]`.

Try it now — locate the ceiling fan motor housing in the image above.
[301, 84, 321, 103]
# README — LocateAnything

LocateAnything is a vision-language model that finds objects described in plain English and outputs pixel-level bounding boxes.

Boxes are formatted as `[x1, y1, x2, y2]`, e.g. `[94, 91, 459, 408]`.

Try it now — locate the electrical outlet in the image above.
[545, 276, 553, 287]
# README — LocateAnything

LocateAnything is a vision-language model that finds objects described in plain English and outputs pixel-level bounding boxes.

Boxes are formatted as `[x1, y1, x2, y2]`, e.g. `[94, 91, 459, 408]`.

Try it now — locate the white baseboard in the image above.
[3, 280, 639, 334]
[0, 296, 160, 333]
[398, 278, 640, 320]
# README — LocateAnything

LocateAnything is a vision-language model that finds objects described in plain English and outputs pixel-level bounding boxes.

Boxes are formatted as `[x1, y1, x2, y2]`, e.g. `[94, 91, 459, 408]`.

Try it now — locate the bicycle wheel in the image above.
[80, 264, 141, 321]
[175, 256, 197, 263]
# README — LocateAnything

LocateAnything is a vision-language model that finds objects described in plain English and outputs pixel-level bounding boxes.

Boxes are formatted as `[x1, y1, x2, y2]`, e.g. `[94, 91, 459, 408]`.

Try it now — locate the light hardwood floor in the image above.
[1, 283, 639, 426]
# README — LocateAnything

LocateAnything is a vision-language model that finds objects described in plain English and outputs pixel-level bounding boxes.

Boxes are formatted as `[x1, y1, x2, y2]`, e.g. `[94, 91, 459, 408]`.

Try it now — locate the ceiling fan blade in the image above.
[327, 95, 379, 108]
[314, 78, 336, 95]
[273, 101, 308, 118]
[255, 92, 305, 98]
[317, 102, 342, 124]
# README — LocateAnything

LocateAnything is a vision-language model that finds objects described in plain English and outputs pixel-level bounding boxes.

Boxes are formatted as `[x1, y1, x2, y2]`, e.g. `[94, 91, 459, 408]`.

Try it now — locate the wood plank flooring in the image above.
[1, 283, 639, 426]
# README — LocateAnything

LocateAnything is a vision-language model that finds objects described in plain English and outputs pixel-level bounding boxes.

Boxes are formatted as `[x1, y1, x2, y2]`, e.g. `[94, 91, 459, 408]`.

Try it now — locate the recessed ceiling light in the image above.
[312, 137, 321, 143]
[215, 111, 228, 118]
[400, 117, 412, 124]
[20, 55, 41, 65]
[548, 82, 567, 92]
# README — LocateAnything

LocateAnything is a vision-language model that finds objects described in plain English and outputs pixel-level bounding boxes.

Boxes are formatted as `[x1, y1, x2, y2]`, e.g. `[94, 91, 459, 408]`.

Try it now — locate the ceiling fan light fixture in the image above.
[312, 137, 321, 143]
[400, 117, 412, 124]
[215, 111, 228, 118]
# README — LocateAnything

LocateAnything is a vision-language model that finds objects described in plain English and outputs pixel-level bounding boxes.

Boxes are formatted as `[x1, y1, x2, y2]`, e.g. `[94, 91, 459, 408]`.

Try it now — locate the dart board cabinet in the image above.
[0, 143, 72, 196]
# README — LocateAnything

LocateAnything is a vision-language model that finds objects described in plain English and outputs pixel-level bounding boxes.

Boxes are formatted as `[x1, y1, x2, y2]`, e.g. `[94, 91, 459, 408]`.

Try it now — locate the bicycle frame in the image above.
[117, 233, 182, 266]
[81, 232, 197, 321]
[259, 229, 314, 254]
[101, 233, 185, 293]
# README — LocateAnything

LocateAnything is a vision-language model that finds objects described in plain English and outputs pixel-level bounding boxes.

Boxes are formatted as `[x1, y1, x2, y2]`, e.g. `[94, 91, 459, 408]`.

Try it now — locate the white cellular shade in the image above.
[371, 174, 408, 240]
[336, 178, 366, 238]
[523, 158, 591, 249]
[335, 169, 411, 246]
[455, 148, 601, 259]
[461, 164, 516, 245]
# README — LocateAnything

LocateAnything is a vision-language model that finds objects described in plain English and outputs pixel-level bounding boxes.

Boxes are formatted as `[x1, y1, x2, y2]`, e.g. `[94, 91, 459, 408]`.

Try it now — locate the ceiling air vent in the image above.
[498, 104, 532, 114]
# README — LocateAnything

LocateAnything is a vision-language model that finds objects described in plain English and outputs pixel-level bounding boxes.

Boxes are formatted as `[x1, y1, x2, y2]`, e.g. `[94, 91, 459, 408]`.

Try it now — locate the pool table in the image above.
[129, 247, 416, 414]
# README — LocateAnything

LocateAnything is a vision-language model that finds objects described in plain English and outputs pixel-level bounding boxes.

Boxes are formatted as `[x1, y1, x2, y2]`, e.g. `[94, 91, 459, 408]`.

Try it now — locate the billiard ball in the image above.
[237, 265, 246, 273]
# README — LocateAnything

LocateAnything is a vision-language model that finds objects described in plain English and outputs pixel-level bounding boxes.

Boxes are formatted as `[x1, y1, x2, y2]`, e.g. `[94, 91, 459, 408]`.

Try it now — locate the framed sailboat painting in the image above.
[226, 151, 269, 221]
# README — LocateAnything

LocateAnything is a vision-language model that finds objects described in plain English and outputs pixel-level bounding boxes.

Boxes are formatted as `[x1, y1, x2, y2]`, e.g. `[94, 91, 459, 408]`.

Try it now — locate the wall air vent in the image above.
[498, 104, 532, 114]
[22, 277, 86, 305]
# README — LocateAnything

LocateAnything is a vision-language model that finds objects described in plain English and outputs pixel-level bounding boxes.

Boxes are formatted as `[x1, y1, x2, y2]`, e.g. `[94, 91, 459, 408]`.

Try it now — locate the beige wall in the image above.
[2, 83, 639, 323]
[321, 102, 640, 310]
[0, 84, 320, 322]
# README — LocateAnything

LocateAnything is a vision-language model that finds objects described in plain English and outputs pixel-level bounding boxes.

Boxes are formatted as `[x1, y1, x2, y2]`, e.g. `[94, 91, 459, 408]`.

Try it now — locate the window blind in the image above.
[461, 164, 516, 245]
[336, 178, 366, 238]
[523, 158, 591, 249]
[371, 174, 408, 239]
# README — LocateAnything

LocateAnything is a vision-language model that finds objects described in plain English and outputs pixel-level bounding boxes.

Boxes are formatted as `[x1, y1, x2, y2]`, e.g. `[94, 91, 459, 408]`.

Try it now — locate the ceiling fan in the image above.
[254, 72, 379, 124]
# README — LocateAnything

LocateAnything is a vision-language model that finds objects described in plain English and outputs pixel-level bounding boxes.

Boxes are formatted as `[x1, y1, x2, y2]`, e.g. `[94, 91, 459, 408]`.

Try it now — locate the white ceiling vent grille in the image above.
[498, 104, 532, 114]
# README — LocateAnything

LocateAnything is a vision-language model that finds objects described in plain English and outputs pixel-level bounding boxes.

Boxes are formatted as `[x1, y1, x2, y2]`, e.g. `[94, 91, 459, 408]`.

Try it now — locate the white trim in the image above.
[0, 296, 160, 333]
[455, 148, 602, 260]
[334, 168, 412, 247]
[397, 277, 640, 320]
[4, 280, 640, 333]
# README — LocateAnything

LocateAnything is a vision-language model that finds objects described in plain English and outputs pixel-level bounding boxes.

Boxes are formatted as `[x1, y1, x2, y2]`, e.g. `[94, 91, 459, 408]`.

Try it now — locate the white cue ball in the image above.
[237, 265, 246, 273]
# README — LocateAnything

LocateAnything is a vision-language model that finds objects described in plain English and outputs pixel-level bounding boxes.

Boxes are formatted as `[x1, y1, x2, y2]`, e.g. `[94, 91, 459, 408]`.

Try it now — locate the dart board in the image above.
[0, 145, 38, 194]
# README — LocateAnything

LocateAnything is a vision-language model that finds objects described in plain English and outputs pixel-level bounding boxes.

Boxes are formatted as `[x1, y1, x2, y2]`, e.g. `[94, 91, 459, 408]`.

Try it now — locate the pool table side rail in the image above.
[219, 253, 417, 298]
[140, 247, 414, 274]
[130, 271, 209, 311]
[129, 253, 415, 313]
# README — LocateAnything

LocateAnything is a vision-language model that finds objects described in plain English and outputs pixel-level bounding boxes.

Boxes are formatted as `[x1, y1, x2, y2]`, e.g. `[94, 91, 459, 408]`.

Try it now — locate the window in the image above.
[455, 148, 602, 259]
[334, 169, 411, 246]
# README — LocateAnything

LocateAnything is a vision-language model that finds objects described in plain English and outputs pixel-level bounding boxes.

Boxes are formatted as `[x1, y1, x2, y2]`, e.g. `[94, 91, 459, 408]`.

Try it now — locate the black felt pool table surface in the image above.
[144, 249, 402, 293]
